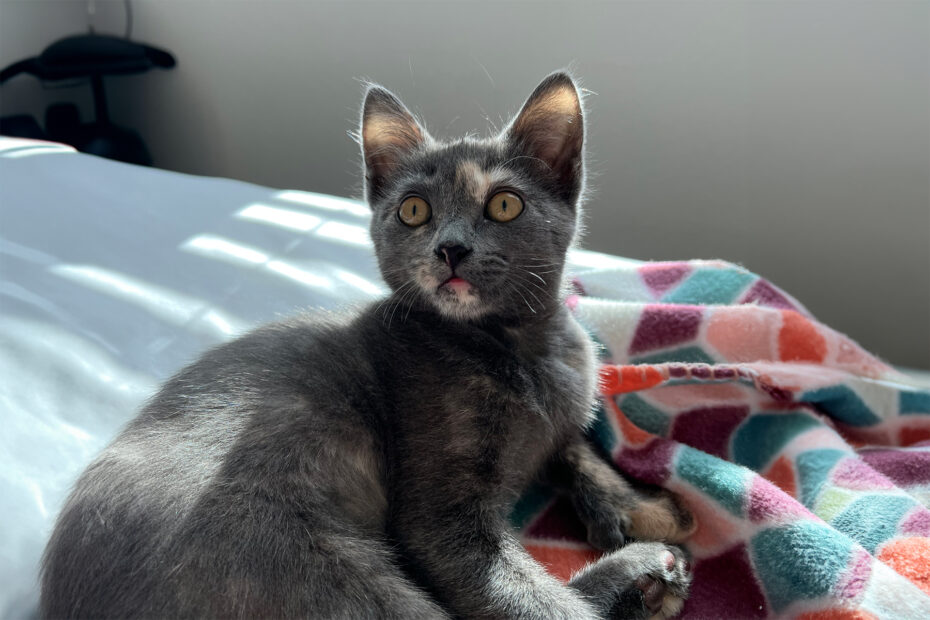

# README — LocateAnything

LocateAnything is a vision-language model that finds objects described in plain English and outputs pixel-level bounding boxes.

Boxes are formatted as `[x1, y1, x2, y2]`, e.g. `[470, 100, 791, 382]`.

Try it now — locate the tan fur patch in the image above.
[628, 498, 696, 544]
[455, 161, 509, 203]
[455, 161, 491, 203]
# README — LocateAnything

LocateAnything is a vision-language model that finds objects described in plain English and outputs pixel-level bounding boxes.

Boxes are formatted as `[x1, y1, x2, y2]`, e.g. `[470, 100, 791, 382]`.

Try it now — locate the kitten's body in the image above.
[42, 74, 693, 619]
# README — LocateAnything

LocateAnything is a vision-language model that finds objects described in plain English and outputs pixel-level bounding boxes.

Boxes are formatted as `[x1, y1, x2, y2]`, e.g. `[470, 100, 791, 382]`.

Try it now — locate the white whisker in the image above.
[511, 278, 543, 310]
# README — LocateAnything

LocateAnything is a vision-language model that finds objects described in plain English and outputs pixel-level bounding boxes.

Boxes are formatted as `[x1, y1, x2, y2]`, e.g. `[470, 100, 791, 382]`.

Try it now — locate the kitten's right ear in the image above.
[504, 72, 584, 202]
[361, 86, 428, 200]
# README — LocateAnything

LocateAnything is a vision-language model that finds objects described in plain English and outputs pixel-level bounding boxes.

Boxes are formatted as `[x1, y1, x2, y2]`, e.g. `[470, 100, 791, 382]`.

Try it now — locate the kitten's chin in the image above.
[426, 276, 489, 321]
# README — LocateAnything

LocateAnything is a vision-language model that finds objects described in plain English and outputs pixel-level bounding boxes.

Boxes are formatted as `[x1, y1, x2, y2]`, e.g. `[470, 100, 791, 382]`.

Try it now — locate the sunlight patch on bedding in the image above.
[180, 234, 344, 295]
[0, 137, 76, 152]
[181, 235, 269, 266]
[276, 190, 370, 218]
[335, 269, 385, 296]
[316, 221, 371, 247]
[47, 264, 244, 338]
[50, 264, 203, 325]
[266, 260, 333, 289]
[28, 481, 49, 518]
[235, 203, 323, 232]
[202, 309, 246, 336]
[0, 145, 75, 158]
[59, 422, 92, 443]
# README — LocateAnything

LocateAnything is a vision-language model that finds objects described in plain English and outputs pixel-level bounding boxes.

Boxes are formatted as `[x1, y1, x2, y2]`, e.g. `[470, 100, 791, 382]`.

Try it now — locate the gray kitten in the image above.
[41, 73, 694, 619]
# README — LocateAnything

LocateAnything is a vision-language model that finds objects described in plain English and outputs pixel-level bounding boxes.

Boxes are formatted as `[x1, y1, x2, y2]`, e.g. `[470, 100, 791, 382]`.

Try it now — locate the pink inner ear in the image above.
[363, 116, 423, 153]
[362, 112, 426, 185]
[537, 124, 576, 167]
[509, 85, 582, 174]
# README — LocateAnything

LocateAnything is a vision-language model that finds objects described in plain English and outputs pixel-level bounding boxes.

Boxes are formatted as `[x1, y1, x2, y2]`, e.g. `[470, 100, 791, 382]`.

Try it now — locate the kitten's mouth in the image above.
[430, 273, 483, 317]
[440, 276, 471, 293]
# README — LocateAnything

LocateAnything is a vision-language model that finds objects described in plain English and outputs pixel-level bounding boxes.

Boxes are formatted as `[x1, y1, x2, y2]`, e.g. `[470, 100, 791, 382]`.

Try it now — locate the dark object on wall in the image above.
[0, 34, 175, 166]
[0, 114, 46, 140]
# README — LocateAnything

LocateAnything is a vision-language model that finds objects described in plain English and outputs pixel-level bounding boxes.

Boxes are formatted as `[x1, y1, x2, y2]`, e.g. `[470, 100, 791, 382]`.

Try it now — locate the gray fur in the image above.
[41, 72, 691, 619]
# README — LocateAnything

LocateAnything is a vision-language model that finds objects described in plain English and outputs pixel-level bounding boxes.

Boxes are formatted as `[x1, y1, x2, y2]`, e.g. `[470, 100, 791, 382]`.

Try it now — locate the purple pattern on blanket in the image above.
[860, 448, 930, 486]
[681, 544, 768, 618]
[832, 458, 897, 490]
[640, 262, 691, 299]
[670, 405, 749, 459]
[628, 305, 702, 355]
[740, 278, 800, 311]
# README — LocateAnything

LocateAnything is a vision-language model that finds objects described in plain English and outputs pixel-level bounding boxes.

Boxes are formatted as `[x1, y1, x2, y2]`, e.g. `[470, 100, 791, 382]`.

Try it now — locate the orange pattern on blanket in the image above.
[877, 537, 930, 595]
[606, 397, 654, 446]
[524, 543, 600, 583]
[779, 310, 827, 363]
[763, 455, 798, 499]
[599, 365, 664, 395]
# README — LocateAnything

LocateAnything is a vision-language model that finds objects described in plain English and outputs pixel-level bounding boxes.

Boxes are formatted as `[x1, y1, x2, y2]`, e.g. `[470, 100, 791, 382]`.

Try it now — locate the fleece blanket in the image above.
[512, 260, 930, 619]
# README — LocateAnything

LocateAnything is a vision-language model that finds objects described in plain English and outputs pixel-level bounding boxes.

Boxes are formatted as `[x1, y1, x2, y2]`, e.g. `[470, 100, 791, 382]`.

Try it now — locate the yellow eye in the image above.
[398, 196, 431, 227]
[485, 191, 524, 223]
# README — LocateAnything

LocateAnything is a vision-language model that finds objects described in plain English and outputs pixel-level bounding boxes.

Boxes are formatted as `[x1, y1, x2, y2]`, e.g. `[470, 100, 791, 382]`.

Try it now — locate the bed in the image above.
[2, 137, 928, 618]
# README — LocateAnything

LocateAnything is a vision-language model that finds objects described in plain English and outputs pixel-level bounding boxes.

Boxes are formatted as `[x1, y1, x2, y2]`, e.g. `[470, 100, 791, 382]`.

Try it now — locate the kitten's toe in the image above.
[633, 546, 691, 619]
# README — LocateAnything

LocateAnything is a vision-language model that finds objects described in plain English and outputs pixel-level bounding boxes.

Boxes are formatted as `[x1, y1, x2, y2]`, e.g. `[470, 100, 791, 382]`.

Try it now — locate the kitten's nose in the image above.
[436, 244, 472, 270]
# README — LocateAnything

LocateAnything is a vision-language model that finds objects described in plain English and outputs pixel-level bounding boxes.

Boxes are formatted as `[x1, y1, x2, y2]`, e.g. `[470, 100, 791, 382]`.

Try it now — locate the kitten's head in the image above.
[361, 72, 585, 323]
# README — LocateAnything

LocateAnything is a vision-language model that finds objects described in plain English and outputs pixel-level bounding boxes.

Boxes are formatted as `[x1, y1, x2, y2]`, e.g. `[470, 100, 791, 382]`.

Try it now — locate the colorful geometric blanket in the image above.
[513, 260, 930, 619]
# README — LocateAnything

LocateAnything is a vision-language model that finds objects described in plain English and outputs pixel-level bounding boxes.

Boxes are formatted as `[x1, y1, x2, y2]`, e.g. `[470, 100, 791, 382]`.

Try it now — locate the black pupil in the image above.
[411, 203, 417, 216]
[501, 200, 508, 212]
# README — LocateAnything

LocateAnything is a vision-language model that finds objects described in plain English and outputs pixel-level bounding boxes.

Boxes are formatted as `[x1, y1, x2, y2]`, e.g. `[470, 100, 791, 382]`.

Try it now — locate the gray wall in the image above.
[2, 0, 928, 368]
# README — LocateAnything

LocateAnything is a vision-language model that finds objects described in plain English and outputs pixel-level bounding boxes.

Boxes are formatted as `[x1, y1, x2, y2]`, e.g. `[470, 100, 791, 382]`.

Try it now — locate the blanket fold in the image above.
[515, 260, 930, 619]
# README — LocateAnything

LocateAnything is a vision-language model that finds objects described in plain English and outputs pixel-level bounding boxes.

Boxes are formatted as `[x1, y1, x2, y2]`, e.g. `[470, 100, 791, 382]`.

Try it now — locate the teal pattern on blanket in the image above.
[676, 447, 750, 517]
[802, 385, 882, 427]
[750, 522, 854, 613]
[616, 393, 669, 436]
[797, 449, 848, 508]
[832, 495, 918, 554]
[662, 266, 756, 305]
[731, 412, 823, 472]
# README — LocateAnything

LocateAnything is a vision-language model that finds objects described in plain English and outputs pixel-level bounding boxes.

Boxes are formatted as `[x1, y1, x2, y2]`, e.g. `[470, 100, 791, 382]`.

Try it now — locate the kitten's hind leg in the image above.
[555, 438, 695, 550]
[161, 486, 450, 619]
[168, 525, 449, 619]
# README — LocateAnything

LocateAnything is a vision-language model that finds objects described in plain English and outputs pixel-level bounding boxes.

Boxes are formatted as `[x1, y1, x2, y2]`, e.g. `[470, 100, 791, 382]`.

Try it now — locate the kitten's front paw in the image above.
[569, 542, 691, 620]
[631, 544, 690, 619]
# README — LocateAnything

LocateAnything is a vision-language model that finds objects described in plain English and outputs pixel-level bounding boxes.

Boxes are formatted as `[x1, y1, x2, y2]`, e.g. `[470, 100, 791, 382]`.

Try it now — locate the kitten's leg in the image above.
[557, 438, 695, 550]
[394, 495, 603, 619]
[395, 498, 688, 619]
[163, 498, 450, 619]
[392, 504, 690, 620]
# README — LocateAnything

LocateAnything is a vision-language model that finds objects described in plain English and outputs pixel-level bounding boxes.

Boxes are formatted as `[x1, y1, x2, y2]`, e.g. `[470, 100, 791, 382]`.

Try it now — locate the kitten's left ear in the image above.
[504, 72, 584, 201]
[361, 86, 429, 200]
